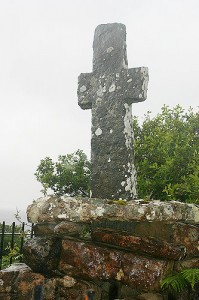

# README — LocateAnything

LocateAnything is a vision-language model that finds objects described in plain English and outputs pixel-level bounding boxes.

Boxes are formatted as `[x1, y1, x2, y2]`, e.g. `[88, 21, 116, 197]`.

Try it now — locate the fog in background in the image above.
[0, 0, 198, 221]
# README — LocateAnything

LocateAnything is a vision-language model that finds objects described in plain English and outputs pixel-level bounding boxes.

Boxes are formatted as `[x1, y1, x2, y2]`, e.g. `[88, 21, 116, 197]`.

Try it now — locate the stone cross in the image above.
[77, 23, 149, 200]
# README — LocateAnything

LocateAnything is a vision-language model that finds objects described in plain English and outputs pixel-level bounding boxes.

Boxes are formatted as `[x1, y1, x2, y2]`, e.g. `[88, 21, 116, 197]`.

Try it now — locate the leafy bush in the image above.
[35, 149, 90, 197]
[133, 105, 199, 202]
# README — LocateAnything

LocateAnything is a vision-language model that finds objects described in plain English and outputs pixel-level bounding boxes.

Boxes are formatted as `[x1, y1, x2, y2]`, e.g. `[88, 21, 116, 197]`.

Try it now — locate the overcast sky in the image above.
[0, 0, 198, 216]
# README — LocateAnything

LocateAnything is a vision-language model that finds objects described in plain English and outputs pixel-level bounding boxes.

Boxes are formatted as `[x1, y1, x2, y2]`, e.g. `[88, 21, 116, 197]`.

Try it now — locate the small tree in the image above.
[35, 149, 90, 197]
[133, 105, 199, 202]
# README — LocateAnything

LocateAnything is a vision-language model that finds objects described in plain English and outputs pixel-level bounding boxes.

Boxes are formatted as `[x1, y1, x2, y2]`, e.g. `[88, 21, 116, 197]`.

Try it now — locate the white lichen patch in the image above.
[96, 97, 102, 105]
[122, 58, 128, 69]
[141, 66, 148, 76]
[108, 157, 111, 162]
[139, 93, 143, 98]
[107, 46, 114, 53]
[124, 177, 132, 192]
[95, 206, 105, 217]
[109, 83, 116, 93]
[58, 213, 67, 219]
[127, 78, 132, 83]
[146, 209, 157, 221]
[116, 73, 120, 78]
[187, 204, 199, 223]
[123, 103, 132, 149]
[36, 196, 51, 208]
[0, 279, 3, 286]
[121, 162, 137, 197]
[48, 203, 56, 211]
[95, 128, 102, 136]
[97, 85, 104, 97]
[110, 129, 113, 134]
[137, 207, 146, 214]
[141, 67, 149, 99]
[163, 205, 174, 217]
[80, 85, 87, 93]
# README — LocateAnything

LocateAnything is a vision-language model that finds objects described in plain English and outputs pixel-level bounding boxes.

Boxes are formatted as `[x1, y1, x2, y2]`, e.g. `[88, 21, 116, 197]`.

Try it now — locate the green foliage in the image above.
[133, 105, 199, 202]
[161, 268, 199, 294]
[35, 149, 90, 197]
[5, 242, 23, 262]
[0, 223, 24, 269]
[0, 210, 33, 269]
[181, 269, 199, 290]
[161, 272, 188, 293]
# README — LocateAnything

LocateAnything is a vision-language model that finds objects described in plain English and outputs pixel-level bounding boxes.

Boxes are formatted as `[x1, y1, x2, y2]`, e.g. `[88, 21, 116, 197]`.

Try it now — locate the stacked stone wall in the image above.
[0, 196, 199, 299]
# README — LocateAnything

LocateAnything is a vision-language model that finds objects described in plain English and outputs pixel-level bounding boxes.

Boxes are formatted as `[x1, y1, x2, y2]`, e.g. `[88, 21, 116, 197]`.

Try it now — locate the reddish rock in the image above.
[59, 239, 171, 291]
[92, 220, 199, 257]
[0, 263, 45, 300]
[92, 228, 186, 260]
[23, 237, 61, 274]
[172, 223, 199, 257]
[0, 263, 104, 300]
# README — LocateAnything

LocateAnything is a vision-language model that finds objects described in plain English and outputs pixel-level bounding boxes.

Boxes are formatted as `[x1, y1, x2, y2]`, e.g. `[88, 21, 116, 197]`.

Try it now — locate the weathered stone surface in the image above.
[0, 263, 104, 300]
[172, 222, 199, 257]
[118, 284, 140, 299]
[78, 23, 149, 200]
[137, 293, 163, 300]
[92, 221, 199, 257]
[23, 237, 61, 274]
[59, 239, 171, 291]
[92, 228, 186, 260]
[175, 258, 199, 271]
[27, 196, 199, 224]
[54, 221, 91, 238]
[33, 222, 56, 236]
[0, 263, 45, 300]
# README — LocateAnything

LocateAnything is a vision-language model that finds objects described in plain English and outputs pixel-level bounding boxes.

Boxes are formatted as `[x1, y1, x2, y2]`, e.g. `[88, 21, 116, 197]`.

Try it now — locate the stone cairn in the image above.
[0, 23, 199, 300]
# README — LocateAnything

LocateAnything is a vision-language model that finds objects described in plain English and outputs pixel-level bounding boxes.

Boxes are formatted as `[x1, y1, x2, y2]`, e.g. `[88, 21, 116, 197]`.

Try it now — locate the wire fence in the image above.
[0, 221, 34, 270]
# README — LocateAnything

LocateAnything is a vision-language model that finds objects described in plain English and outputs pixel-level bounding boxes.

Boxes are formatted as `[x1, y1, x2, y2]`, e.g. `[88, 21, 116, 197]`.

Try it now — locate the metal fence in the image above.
[0, 221, 34, 270]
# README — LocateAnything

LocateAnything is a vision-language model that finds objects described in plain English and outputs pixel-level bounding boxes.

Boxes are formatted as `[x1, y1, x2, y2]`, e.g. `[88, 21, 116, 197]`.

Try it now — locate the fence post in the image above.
[10, 222, 15, 265]
[0, 221, 5, 270]
[0, 221, 34, 269]
[19, 222, 25, 262]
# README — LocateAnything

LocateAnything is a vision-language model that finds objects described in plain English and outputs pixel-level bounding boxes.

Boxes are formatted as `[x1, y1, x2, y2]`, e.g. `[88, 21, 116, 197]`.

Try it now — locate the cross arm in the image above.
[77, 73, 97, 110]
[123, 67, 149, 104]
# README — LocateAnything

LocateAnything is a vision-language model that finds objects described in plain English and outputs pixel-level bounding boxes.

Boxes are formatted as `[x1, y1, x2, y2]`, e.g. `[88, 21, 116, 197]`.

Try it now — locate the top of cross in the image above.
[92, 23, 128, 75]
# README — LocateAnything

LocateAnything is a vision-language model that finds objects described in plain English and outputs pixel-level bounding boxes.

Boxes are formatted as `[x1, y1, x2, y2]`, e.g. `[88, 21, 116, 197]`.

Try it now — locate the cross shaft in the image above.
[78, 23, 149, 200]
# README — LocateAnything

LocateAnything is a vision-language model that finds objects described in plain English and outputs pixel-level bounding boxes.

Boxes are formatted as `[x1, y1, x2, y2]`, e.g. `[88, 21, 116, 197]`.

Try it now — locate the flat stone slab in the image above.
[27, 196, 199, 224]
[59, 238, 172, 291]
[91, 228, 186, 260]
